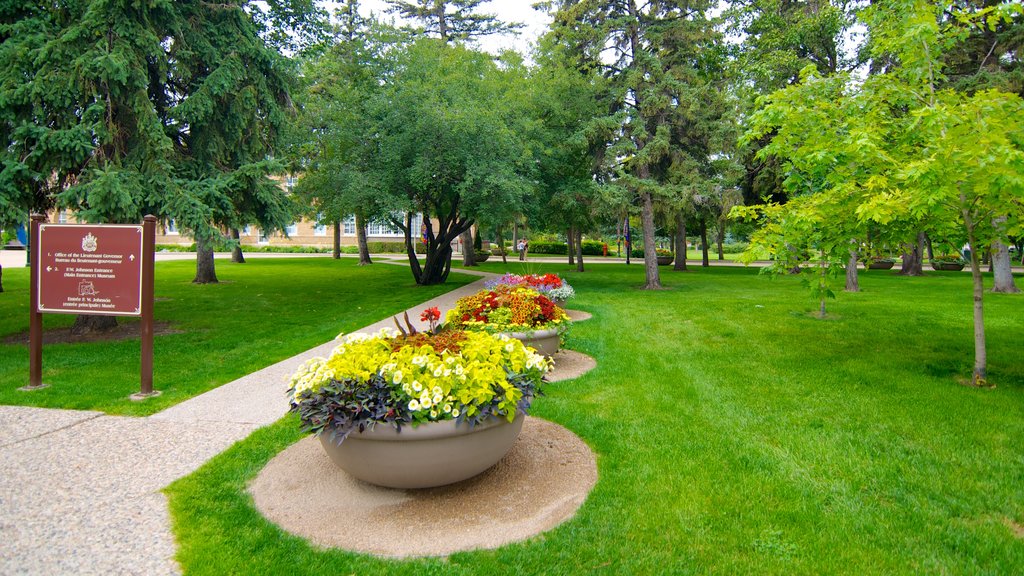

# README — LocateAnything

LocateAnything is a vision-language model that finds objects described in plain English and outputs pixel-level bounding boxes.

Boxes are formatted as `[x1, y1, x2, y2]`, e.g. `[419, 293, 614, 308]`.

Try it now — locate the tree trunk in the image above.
[512, 222, 519, 250]
[70, 314, 118, 335]
[193, 235, 218, 284]
[899, 232, 925, 276]
[639, 189, 662, 289]
[717, 225, 725, 261]
[845, 243, 860, 292]
[0, 262, 4, 293]
[699, 218, 710, 267]
[496, 225, 507, 264]
[332, 220, 341, 259]
[575, 228, 584, 273]
[230, 228, 245, 263]
[818, 257, 828, 318]
[567, 227, 575, 266]
[460, 229, 476, 266]
[673, 213, 687, 272]
[991, 240, 1020, 293]
[962, 198, 987, 385]
[925, 235, 934, 260]
[405, 213, 470, 285]
[355, 212, 372, 265]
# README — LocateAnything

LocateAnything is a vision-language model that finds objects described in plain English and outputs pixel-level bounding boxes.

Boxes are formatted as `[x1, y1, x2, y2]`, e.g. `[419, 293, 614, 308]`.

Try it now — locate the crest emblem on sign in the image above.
[81, 233, 98, 252]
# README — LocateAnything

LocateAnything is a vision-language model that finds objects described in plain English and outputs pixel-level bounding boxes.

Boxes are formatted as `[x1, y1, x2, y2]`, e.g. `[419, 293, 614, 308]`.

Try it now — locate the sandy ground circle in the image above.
[547, 350, 597, 382]
[249, 417, 597, 558]
[565, 309, 592, 322]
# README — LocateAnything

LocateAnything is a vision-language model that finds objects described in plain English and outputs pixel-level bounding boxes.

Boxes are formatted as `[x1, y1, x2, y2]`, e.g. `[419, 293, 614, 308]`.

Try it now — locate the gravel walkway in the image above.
[0, 271, 496, 575]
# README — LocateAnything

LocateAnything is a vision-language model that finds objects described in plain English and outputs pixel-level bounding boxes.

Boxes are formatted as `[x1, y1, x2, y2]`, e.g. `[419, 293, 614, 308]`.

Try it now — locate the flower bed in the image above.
[288, 324, 551, 445]
[484, 273, 576, 302]
[446, 285, 571, 335]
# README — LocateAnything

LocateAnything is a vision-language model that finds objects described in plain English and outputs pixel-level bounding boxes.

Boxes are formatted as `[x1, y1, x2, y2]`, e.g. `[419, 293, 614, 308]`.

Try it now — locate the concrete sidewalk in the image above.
[0, 270, 496, 575]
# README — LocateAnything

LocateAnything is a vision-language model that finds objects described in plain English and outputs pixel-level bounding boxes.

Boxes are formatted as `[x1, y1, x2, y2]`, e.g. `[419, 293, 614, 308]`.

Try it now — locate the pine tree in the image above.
[385, 0, 522, 42]
[0, 1, 306, 324]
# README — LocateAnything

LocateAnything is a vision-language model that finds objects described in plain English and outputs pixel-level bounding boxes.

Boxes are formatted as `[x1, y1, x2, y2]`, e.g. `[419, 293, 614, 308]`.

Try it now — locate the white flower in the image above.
[433, 366, 443, 377]
[412, 380, 423, 392]
[393, 370, 403, 384]
[421, 397, 433, 409]
[443, 369, 451, 377]
[432, 394, 442, 405]
[505, 343, 515, 352]
[412, 355, 427, 367]
[452, 409, 461, 417]
[443, 404, 452, 414]
[408, 399, 420, 411]
[432, 386, 443, 396]
[454, 364, 464, 376]
[430, 410, 438, 418]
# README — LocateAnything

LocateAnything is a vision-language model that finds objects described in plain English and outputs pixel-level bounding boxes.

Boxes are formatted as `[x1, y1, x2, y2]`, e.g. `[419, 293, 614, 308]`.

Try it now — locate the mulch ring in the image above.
[3, 321, 182, 346]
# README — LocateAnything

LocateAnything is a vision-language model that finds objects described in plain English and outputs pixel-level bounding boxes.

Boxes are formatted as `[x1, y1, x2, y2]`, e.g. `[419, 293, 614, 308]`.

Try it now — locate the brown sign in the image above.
[36, 224, 144, 316]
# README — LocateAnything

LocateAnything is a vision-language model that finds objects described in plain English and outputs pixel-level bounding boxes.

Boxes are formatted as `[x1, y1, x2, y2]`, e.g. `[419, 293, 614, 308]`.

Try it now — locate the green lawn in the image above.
[0, 258, 471, 416]
[167, 263, 1024, 574]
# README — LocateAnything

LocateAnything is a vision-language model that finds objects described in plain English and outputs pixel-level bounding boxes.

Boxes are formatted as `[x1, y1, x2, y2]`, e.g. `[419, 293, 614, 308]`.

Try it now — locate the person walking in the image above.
[517, 239, 525, 261]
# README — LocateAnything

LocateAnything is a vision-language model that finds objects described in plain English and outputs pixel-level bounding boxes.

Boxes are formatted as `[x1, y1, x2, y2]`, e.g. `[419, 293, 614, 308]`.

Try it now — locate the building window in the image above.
[314, 214, 327, 236]
[58, 211, 68, 224]
[285, 222, 298, 236]
[258, 230, 269, 244]
[285, 175, 298, 191]
[242, 225, 252, 236]
[166, 219, 179, 235]
[343, 213, 422, 237]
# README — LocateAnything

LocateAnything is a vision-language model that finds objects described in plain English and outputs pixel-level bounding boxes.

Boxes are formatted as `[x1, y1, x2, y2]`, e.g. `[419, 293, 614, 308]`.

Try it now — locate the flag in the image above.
[624, 217, 631, 248]
[421, 223, 428, 245]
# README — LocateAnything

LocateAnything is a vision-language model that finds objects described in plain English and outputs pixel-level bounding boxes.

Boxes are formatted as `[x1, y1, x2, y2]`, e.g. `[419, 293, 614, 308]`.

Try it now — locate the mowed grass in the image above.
[0, 258, 471, 416]
[167, 263, 1024, 574]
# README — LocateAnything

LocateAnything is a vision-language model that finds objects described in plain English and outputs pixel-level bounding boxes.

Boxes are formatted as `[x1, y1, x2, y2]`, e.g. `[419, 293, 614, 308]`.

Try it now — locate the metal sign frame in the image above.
[26, 215, 158, 398]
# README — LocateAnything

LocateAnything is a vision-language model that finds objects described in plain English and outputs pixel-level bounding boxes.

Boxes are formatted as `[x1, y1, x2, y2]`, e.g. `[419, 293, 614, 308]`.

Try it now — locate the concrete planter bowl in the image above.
[475, 253, 490, 263]
[503, 328, 561, 357]
[931, 261, 965, 271]
[868, 260, 895, 270]
[320, 413, 525, 489]
[656, 255, 674, 266]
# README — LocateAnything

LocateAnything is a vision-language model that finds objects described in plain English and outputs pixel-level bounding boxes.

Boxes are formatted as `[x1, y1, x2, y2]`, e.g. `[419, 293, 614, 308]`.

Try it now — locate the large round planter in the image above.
[656, 255, 674, 266]
[503, 328, 560, 357]
[931, 261, 965, 271]
[475, 253, 490, 263]
[319, 413, 525, 489]
[868, 260, 895, 270]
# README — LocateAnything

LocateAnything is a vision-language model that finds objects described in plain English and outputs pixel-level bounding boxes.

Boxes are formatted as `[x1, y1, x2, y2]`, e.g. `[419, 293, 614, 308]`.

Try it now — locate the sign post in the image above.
[138, 215, 156, 398]
[26, 214, 46, 390]
[24, 215, 158, 399]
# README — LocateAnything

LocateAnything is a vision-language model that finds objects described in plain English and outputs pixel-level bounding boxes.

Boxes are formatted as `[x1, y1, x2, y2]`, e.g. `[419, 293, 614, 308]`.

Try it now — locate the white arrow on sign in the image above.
[129, 254, 135, 261]
[46, 266, 52, 272]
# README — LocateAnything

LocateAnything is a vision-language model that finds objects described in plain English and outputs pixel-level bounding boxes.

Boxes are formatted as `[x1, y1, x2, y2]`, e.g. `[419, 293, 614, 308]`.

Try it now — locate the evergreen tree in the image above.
[0, 1, 303, 325]
[385, 0, 523, 42]
[543, 0, 730, 289]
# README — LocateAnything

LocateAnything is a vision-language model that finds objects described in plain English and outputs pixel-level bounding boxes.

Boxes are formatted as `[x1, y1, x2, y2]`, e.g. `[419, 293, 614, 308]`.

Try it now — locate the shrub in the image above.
[580, 240, 607, 256]
[528, 241, 568, 255]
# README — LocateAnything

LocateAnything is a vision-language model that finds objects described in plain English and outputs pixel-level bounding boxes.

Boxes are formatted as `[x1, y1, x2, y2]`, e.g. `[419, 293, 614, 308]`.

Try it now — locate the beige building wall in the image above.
[44, 176, 462, 249]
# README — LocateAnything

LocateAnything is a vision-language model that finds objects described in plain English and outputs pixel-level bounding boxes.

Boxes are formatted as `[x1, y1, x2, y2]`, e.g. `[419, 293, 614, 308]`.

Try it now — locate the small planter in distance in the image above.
[447, 285, 571, 357]
[868, 258, 895, 270]
[474, 250, 490, 263]
[931, 255, 966, 271]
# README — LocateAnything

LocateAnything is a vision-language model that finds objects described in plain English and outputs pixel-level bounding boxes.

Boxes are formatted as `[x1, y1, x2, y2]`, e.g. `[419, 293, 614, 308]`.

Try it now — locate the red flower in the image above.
[419, 307, 441, 323]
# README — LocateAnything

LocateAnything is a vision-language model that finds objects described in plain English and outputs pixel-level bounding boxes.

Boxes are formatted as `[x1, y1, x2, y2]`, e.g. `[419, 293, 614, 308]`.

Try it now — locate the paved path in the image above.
[0, 269, 496, 575]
